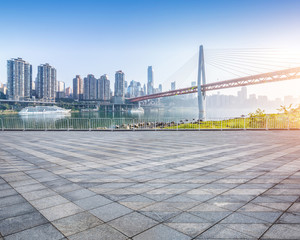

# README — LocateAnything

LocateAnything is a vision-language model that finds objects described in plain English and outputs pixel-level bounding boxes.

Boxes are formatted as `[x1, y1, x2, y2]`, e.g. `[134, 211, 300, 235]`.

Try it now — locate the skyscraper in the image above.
[114, 70, 125, 98]
[171, 81, 176, 90]
[73, 75, 83, 100]
[65, 87, 72, 97]
[36, 63, 57, 101]
[83, 74, 97, 100]
[7, 58, 32, 100]
[159, 84, 162, 92]
[98, 74, 110, 100]
[147, 66, 154, 95]
[237, 86, 247, 101]
[58, 81, 65, 92]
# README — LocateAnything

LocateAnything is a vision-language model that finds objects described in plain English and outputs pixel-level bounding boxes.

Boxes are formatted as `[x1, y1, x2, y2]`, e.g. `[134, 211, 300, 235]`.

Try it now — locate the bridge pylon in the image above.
[197, 45, 206, 120]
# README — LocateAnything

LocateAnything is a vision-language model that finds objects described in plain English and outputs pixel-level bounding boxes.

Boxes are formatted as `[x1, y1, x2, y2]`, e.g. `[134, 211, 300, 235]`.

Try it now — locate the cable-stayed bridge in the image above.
[128, 46, 300, 120]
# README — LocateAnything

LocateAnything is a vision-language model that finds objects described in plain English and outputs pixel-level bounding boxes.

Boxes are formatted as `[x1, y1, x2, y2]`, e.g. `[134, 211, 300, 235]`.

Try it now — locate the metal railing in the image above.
[0, 117, 299, 131]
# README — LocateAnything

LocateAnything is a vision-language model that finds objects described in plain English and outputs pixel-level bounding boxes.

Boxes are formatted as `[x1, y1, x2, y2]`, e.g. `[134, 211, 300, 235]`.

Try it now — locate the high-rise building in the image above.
[83, 74, 97, 100]
[7, 58, 32, 100]
[73, 75, 83, 100]
[147, 66, 154, 95]
[58, 81, 65, 92]
[127, 80, 142, 98]
[237, 87, 247, 101]
[0, 83, 7, 95]
[171, 81, 176, 90]
[158, 84, 162, 92]
[65, 87, 72, 97]
[98, 74, 110, 100]
[114, 70, 125, 98]
[36, 63, 57, 101]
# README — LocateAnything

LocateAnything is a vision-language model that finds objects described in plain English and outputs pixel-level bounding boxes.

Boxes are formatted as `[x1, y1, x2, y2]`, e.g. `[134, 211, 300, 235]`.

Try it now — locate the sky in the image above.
[1, 0, 300, 100]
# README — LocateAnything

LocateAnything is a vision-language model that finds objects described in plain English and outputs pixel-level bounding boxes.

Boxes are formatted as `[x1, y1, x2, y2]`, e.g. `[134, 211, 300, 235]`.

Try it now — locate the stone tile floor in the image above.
[0, 131, 300, 239]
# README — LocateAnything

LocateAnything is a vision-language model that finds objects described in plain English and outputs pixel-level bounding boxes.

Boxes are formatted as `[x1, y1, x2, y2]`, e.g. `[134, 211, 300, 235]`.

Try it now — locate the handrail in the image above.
[0, 117, 298, 131]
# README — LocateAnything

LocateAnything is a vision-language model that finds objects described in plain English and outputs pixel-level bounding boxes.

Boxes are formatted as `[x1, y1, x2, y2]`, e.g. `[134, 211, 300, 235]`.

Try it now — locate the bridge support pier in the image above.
[197, 45, 206, 121]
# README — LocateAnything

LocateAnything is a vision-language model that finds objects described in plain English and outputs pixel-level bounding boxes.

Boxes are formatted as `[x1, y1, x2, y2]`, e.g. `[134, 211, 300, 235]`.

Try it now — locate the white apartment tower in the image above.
[7, 58, 32, 100]
[36, 63, 57, 101]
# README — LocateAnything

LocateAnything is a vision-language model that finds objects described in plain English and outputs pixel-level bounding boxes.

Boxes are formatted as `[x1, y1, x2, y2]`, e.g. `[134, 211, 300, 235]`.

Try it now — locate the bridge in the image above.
[128, 46, 300, 120]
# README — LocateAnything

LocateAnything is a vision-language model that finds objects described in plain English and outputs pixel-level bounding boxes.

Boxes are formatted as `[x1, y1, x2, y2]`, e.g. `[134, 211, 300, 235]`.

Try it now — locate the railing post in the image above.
[23, 119, 25, 131]
[45, 119, 47, 131]
[288, 116, 290, 130]
[177, 122, 178, 131]
[133, 119, 135, 131]
[67, 118, 69, 131]
[221, 119, 222, 131]
[265, 116, 268, 131]
[89, 119, 91, 131]
[243, 117, 246, 130]
[154, 120, 156, 131]
[0, 119, 3, 131]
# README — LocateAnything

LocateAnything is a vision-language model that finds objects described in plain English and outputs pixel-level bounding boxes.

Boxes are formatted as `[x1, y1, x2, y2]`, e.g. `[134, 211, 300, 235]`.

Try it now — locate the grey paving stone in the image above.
[196, 224, 255, 239]
[0, 211, 48, 236]
[278, 212, 300, 223]
[224, 223, 271, 238]
[89, 202, 132, 222]
[30, 195, 69, 210]
[166, 222, 212, 238]
[74, 195, 112, 210]
[139, 211, 180, 222]
[0, 202, 35, 221]
[21, 188, 56, 201]
[240, 211, 282, 223]
[191, 211, 232, 223]
[40, 202, 83, 221]
[261, 224, 300, 239]
[52, 212, 103, 236]
[0, 188, 18, 198]
[0, 194, 26, 208]
[68, 224, 128, 240]
[221, 212, 269, 224]
[133, 224, 190, 240]
[109, 212, 158, 237]
[62, 188, 96, 201]
[4, 223, 64, 240]
[166, 212, 208, 223]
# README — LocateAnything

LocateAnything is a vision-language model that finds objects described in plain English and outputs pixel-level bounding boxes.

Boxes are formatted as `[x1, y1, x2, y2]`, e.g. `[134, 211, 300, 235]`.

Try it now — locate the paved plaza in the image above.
[0, 131, 300, 239]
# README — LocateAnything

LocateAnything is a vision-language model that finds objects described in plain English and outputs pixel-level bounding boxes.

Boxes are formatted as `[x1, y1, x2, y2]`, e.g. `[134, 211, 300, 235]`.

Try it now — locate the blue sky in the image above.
[1, 0, 300, 98]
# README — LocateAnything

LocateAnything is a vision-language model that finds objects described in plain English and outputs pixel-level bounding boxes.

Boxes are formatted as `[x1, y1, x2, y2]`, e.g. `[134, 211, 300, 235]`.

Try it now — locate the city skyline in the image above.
[0, 0, 300, 100]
